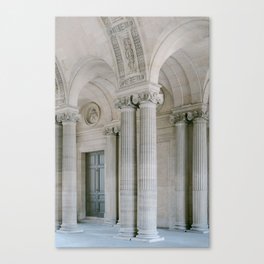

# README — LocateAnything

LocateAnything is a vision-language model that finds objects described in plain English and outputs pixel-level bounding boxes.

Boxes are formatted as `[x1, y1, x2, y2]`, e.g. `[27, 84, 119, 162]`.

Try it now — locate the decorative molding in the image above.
[56, 111, 80, 123]
[84, 102, 101, 126]
[156, 88, 165, 112]
[169, 109, 208, 125]
[104, 125, 120, 136]
[186, 110, 209, 121]
[169, 112, 188, 125]
[101, 17, 146, 89]
[170, 103, 209, 124]
[132, 91, 164, 105]
[114, 95, 137, 109]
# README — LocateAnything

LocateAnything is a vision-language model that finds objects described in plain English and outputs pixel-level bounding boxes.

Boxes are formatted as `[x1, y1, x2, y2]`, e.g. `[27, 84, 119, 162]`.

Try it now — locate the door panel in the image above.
[86, 151, 105, 218]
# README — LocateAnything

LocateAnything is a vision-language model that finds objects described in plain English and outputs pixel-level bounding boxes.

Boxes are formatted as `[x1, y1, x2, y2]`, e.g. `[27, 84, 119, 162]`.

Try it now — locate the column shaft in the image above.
[174, 120, 189, 230]
[136, 101, 163, 242]
[191, 117, 209, 233]
[55, 122, 62, 230]
[118, 107, 137, 238]
[58, 113, 83, 233]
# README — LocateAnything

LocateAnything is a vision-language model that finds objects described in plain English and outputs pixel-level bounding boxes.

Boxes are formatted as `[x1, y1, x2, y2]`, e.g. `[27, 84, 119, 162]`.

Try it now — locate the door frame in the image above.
[85, 150, 105, 218]
[77, 142, 106, 222]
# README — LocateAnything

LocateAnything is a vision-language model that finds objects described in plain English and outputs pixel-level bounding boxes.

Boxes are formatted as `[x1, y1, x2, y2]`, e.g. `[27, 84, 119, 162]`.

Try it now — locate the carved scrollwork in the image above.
[114, 95, 137, 109]
[169, 112, 188, 125]
[56, 111, 80, 123]
[170, 110, 208, 125]
[104, 125, 120, 136]
[132, 91, 164, 105]
[186, 110, 209, 121]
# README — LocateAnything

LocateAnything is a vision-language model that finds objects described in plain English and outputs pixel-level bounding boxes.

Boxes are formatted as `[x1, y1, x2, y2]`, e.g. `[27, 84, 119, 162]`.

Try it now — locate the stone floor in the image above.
[55, 223, 209, 248]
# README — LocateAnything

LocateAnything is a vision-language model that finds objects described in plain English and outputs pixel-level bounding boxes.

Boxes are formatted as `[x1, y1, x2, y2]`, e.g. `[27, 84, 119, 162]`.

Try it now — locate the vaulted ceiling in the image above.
[56, 17, 209, 111]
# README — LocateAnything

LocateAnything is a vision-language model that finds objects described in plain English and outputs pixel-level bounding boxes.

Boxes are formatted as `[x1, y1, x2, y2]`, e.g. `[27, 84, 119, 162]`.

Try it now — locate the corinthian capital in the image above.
[169, 112, 188, 125]
[56, 111, 80, 123]
[186, 110, 209, 121]
[104, 126, 120, 136]
[114, 95, 137, 109]
[132, 91, 163, 105]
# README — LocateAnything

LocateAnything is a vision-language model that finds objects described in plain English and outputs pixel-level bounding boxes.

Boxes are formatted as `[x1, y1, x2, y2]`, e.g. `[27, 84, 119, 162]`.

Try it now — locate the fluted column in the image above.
[134, 92, 164, 242]
[190, 111, 209, 233]
[115, 97, 137, 239]
[55, 121, 62, 230]
[104, 125, 120, 225]
[56, 109, 83, 233]
[170, 113, 189, 230]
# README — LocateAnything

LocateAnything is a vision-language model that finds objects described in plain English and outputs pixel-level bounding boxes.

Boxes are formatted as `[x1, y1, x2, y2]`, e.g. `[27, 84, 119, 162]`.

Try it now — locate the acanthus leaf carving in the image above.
[114, 95, 137, 109]
[56, 111, 80, 123]
[186, 110, 209, 121]
[132, 91, 164, 106]
[104, 125, 120, 136]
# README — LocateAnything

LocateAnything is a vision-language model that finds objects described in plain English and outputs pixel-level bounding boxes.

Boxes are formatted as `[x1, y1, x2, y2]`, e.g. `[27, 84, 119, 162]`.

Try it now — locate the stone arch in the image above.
[149, 18, 209, 84]
[68, 56, 117, 107]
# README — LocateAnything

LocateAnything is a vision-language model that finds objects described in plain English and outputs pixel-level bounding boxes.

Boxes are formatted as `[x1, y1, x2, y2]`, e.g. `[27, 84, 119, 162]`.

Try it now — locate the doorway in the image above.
[86, 151, 105, 218]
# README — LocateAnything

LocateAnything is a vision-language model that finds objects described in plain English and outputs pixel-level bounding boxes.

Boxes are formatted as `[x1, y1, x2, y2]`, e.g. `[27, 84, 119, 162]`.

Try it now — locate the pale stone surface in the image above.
[56, 222, 209, 248]
[174, 119, 189, 230]
[104, 125, 119, 225]
[116, 102, 137, 238]
[55, 122, 62, 230]
[135, 91, 164, 242]
[56, 110, 83, 233]
[55, 17, 210, 241]
[191, 116, 209, 233]
[157, 141, 170, 228]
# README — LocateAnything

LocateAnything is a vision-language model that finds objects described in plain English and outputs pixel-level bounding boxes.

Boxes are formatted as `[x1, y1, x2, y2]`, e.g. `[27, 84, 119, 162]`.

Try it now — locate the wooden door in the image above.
[86, 151, 105, 218]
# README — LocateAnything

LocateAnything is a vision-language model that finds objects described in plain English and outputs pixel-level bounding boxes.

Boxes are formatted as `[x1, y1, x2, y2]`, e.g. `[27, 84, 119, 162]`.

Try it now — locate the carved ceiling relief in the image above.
[101, 17, 146, 89]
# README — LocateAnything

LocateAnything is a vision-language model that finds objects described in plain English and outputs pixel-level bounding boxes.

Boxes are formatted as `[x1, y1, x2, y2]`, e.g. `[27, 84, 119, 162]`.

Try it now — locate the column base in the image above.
[104, 218, 118, 226]
[55, 223, 61, 231]
[133, 230, 164, 243]
[115, 220, 120, 227]
[172, 224, 189, 231]
[114, 227, 137, 240]
[57, 224, 83, 234]
[190, 225, 209, 234]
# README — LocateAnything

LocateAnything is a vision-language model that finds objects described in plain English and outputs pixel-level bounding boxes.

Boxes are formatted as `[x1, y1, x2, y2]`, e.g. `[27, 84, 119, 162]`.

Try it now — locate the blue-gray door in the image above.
[86, 151, 105, 218]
